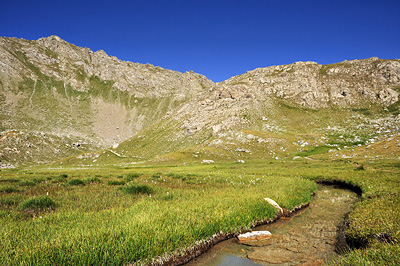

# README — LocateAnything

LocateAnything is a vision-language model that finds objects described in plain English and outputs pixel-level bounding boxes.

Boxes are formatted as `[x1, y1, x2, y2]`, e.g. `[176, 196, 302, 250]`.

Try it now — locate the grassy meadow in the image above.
[1, 135, 400, 265]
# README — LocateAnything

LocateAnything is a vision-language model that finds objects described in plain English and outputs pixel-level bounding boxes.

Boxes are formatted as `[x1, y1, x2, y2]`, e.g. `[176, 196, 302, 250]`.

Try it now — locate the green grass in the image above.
[122, 183, 153, 194]
[124, 173, 141, 181]
[0, 163, 316, 265]
[18, 196, 56, 211]
[67, 179, 85, 186]
[0, 186, 19, 193]
[296, 145, 333, 157]
[107, 180, 125, 186]
[0, 135, 399, 265]
[331, 242, 400, 266]
[85, 177, 102, 184]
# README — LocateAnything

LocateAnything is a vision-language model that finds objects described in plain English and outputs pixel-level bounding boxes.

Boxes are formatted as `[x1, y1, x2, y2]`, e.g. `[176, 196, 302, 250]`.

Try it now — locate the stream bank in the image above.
[185, 184, 359, 266]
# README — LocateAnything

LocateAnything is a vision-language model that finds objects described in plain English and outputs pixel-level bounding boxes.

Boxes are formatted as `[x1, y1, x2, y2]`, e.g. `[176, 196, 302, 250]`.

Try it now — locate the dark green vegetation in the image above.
[122, 183, 153, 194]
[18, 196, 56, 211]
[68, 179, 86, 186]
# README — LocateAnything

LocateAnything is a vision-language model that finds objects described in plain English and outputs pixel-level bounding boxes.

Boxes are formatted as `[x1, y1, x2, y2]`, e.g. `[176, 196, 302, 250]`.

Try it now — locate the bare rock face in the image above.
[220, 58, 400, 108]
[378, 88, 399, 105]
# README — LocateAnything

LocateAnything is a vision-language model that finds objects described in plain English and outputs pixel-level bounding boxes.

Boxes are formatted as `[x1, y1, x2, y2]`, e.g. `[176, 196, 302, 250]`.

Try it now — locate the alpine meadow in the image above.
[0, 36, 399, 265]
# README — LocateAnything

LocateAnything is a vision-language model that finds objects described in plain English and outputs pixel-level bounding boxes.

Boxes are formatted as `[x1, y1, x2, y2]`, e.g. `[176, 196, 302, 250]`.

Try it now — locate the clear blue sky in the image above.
[2, 0, 399, 82]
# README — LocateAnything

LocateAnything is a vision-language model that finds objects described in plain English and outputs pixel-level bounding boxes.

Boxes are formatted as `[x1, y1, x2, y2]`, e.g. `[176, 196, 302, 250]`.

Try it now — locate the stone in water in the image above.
[238, 231, 272, 241]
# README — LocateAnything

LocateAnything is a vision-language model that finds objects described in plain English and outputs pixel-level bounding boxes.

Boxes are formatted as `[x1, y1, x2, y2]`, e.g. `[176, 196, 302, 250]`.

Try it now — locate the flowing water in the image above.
[185, 185, 358, 266]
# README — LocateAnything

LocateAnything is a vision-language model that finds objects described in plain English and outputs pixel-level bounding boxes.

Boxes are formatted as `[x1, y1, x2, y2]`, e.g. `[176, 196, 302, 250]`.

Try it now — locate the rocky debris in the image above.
[201, 159, 214, 164]
[221, 57, 400, 108]
[212, 124, 222, 136]
[378, 88, 399, 105]
[238, 231, 272, 241]
[0, 130, 100, 165]
[237, 159, 245, 163]
[0, 162, 15, 169]
[235, 148, 251, 153]
[186, 126, 198, 135]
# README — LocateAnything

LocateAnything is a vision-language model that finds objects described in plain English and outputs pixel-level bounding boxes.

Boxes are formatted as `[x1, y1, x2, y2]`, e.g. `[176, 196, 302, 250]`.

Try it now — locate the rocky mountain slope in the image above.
[0, 36, 213, 165]
[0, 35, 399, 166]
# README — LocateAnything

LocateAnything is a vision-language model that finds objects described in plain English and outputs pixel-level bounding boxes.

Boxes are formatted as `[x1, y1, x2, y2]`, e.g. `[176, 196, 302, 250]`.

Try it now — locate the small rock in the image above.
[238, 231, 272, 241]
[201, 159, 214, 164]
[212, 124, 222, 136]
[235, 148, 251, 153]
[264, 198, 284, 214]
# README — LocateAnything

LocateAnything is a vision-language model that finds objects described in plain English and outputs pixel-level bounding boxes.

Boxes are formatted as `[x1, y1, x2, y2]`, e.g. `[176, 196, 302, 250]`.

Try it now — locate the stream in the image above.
[185, 184, 359, 266]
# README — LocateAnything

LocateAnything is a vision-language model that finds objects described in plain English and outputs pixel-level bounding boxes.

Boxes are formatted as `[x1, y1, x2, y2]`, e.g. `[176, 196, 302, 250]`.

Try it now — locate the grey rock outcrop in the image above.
[220, 58, 400, 108]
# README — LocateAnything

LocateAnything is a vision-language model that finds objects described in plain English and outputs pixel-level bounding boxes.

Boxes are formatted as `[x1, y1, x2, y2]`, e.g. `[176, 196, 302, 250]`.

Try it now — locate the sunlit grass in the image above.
[0, 162, 316, 265]
[1, 143, 399, 265]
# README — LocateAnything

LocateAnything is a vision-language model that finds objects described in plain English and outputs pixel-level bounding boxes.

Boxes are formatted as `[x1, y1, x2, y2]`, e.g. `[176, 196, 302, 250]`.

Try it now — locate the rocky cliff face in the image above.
[219, 59, 399, 108]
[0, 35, 399, 165]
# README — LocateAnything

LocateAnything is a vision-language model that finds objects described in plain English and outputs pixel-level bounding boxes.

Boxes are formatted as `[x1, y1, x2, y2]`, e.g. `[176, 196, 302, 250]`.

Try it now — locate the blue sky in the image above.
[2, 0, 399, 82]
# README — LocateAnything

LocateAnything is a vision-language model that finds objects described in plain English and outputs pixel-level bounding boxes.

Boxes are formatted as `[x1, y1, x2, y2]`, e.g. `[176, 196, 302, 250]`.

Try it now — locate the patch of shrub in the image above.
[107, 180, 125, 186]
[0, 178, 19, 183]
[85, 177, 102, 184]
[59, 174, 68, 178]
[0, 195, 22, 206]
[67, 179, 85, 186]
[18, 180, 36, 187]
[166, 173, 183, 179]
[124, 173, 141, 182]
[152, 172, 162, 179]
[0, 186, 19, 193]
[123, 184, 153, 195]
[18, 196, 56, 211]
[52, 176, 68, 183]
[32, 178, 45, 184]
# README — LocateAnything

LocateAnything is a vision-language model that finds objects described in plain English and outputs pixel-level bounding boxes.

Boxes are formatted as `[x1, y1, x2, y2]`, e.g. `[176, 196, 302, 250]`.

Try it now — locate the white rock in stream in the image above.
[264, 198, 284, 214]
[238, 231, 272, 241]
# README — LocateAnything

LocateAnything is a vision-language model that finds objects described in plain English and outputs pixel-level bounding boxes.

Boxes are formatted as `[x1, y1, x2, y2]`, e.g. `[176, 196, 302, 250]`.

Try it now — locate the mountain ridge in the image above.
[0, 35, 399, 166]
